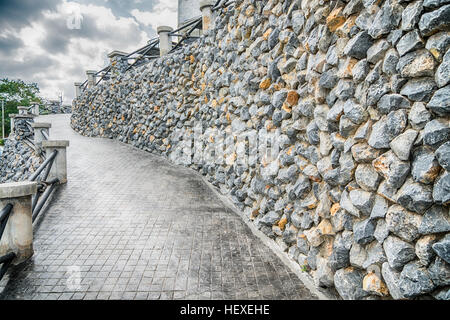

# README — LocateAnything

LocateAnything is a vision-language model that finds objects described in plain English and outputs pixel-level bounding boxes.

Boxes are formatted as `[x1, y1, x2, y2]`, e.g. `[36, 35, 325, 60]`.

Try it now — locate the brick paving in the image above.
[0, 114, 317, 300]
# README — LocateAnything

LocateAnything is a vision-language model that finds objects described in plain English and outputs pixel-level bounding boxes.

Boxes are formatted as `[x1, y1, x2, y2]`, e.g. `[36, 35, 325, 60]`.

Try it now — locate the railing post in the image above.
[0, 181, 37, 264]
[32, 104, 40, 116]
[157, 26, 173, 56]
[108, 50, 128, 78]
[74, 82, 82, 98]
[86, 70, 96, 88]
[200, 0, 215, 32]
[17, 106, 28, 115]
[31, 122, 51, 153]
[42, 140, 70, 184]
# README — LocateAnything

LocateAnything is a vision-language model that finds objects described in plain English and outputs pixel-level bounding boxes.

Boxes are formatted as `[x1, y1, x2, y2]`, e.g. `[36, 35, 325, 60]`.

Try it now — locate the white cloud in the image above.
[131, 0, 178, 31]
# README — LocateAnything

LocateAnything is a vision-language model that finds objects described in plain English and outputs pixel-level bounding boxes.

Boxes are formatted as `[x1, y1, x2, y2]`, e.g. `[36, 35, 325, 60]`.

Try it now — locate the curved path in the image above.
[0, 114, 316, 300]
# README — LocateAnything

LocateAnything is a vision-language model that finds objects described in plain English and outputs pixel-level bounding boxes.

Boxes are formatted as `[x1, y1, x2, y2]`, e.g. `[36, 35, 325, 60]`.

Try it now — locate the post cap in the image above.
[86, 70, 96, 75]
[157, 26, 173, 34]
[200, 0, 215, 10]
[0, 181, 37, 199]
[107, 50, 128, 58]
[74, 82, 82, 86]
[31, 122, 52, 129]
[9, 114, 36, 119]
[42, 140, 70, 148]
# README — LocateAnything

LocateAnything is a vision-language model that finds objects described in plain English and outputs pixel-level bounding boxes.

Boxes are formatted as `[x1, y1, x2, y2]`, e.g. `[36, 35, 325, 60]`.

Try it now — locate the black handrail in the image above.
[32, 178, 59, 223]
[0, 204, 13, 241]
[28, 149, 58, 182]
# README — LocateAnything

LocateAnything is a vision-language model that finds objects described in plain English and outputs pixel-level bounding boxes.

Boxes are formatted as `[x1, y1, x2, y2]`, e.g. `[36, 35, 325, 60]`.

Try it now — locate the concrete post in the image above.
[31, 122, 51, 153]
[0, 181, 37, 264]
[74, 82, 82, 98]
[42, 140, 70, 184]
[157, 26, 173, 56]
[200, 0, 215, 32]
[86, 70, 96, 88]
[32, 104, 40, 116]
[108, 51, 128, 77]
[17, 106, 28, 115]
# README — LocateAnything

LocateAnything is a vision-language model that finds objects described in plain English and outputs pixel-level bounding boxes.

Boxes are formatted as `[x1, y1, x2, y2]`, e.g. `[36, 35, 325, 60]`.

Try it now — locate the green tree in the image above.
[0, 78, 42, 138]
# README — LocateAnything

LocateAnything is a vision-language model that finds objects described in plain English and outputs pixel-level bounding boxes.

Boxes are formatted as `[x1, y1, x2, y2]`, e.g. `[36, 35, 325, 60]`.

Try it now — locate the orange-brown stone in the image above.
[286, 90, 299, 106]
[259, 78, 271, 90]
[326, 7, 346, 32]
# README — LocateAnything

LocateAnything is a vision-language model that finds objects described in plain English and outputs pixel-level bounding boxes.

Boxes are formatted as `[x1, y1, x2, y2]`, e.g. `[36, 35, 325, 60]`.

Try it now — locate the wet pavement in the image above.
[0, 114, 317, 300]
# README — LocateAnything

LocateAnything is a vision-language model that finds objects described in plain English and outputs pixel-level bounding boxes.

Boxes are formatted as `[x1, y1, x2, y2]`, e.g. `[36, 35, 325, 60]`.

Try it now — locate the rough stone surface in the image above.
[383, 236, 416, 270]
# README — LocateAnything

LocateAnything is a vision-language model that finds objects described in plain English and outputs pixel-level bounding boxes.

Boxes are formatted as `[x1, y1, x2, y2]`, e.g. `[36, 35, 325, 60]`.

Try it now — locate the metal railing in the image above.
[79, 0, 235, 90]
[29, 149, 59, 223]
[0, 204, 15, 281]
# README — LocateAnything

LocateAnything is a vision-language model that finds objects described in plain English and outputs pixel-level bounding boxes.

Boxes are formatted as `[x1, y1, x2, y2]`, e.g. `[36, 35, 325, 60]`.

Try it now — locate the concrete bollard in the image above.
[0, 181, 37, 264]
[42, 140, 70, 184]
[18, 106, 29, 115]
[32, 104, 40, 116]
[200, 0, 215, 32]
[108, 50, 128, 77]
[86, 70, 97, 88]
[74, 82, 82, 98]
[157, 26, 174, 56]
[31, 122, 51, 153]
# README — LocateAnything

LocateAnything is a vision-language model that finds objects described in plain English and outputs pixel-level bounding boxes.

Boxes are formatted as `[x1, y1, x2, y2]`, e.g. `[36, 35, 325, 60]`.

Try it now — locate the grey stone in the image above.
[428, 257, 450, 287]
[377, 94, 410, 115]
[383, 235, 416, 270]
[419, 205, 450, 235]
[382, 49, 400, 75]
[435, 141, 450, 171]
[423, 0, 450, 8]
[374, 219, 389, 243]
[423, 119, 450, 148]
[373, 150, 411, 190]
[428, 85, 450, 116]
[382, 262, 406, 299]
[433, 171, 450, 204]
[314, 256, 334, 288]
[296, 234, 310, 255]
[343, 100, 366, 125]
[355, 164, 381, 192]
[401, 0, 424, 31]
[319, 71, 339, 89]
[426, 31, 450, 62]
[396, 30, 424, 56]
[368, 0, 402, 39]
[398, 261, 436, 297]
[411, 146, 441, 184]
[349, 189, 375, 216]
[368, 117, 391, 149]
[329, 232, 352, 271]
[352, 59, 370, 82]
[333, 267, 369, 300]
[386, 204, 422, 242]
[432, 287, 450, 300]
[288, 174, 311, 200]
[344, 31, 374, 59]
[363, 241, 387, 269]
[396, 179, 434, 214]
[400, 77, 437, 102]
[256, 211, 280, 227]
[415, 235, 438, 266]
[418, 4, 450, 36]
[367, 40, 390, 64]
[371, 195, 389, 219]
[350, 242, 367, 269]
[397, 49, 436, 78]
[436, 50, 450, 88]
[432, 234, 450, 263]
[389, 129, 418, 160]
[408, 102, 431, 129]
[353, 218, 376, 245]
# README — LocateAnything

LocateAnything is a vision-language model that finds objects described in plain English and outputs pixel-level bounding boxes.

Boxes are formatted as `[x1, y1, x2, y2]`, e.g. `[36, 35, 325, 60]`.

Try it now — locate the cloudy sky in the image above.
[0, 0, 179, 103]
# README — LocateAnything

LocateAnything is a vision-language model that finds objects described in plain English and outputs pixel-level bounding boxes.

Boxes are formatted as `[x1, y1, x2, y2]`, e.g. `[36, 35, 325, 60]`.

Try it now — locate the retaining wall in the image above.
[71, 0, 450, 299]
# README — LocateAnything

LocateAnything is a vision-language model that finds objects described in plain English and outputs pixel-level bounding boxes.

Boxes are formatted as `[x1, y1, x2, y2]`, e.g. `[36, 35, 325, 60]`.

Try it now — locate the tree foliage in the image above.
[0, 78, 42, 136]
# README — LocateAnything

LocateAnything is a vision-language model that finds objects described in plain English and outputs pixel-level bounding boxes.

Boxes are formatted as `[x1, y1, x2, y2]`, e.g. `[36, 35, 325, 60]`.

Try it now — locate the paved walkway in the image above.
[0, 114, 316, 300]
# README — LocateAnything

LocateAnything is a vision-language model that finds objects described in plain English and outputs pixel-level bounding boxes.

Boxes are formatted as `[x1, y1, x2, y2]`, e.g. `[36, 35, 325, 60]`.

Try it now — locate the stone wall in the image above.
[0, 119, 43, 183]
[71, 0, 450, 299]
